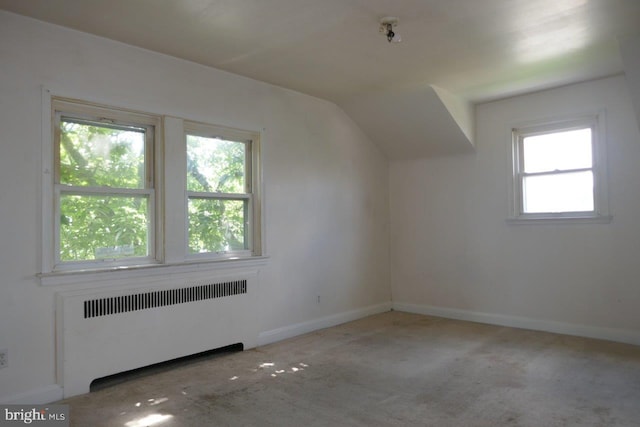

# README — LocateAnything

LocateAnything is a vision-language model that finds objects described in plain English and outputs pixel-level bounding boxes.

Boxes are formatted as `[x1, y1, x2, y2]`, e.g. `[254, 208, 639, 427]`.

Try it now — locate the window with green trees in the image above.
[48, 97, 262, 273]
[54, 104, 155, 266]
[186, 123, 253, 256]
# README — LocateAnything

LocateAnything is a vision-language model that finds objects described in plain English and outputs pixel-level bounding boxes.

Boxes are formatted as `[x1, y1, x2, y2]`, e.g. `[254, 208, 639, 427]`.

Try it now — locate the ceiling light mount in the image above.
[379, 17, 401, 43]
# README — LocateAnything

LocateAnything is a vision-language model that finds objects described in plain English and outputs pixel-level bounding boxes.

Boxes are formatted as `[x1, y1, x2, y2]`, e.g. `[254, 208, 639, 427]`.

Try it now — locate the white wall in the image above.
[391, 76, 640, 342]
[0, 12, 390, 402]
[619, 35, 640, 132]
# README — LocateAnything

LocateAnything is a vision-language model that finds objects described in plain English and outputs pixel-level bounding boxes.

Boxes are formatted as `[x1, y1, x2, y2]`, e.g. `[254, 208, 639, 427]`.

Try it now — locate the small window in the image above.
[509, 115, 610, 223]
[185, 122, 260, 257]
[52, 99, 158, 269]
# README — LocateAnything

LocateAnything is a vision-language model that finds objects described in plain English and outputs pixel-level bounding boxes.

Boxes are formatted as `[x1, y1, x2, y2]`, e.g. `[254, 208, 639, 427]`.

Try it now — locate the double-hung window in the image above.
[185, 122, 260, 258]
[44, 95, 263, 278]
[509, 114, 610, 223]
[52, 99, 158, 270]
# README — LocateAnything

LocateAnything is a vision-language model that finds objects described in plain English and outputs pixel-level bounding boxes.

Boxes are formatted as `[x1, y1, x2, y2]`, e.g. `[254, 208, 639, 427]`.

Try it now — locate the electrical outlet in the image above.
[0, 349, 7, 369]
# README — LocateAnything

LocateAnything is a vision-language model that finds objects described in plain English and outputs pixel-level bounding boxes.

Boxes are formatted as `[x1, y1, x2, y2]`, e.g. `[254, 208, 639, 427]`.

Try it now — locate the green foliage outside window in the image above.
[57, 119, 250, 262]
[58, 120, 148, 261]
[60, 194, 148, 261]
[187, 135, 248, 254]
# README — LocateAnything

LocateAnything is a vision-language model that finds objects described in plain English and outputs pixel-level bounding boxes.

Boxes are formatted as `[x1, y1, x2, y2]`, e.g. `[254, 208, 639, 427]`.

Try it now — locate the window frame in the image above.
[184, 121, 261, 260]
[508, 113, 611, 224]
[49, 98, 162, 271]
[40, 89, 265, 282]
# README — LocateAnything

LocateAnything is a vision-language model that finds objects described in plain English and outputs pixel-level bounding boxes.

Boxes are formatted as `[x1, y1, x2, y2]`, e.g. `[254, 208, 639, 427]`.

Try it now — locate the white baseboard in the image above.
[0, 384, 64, 404]
[259, 302, 392, 346]
[5, 303, 632, 405]
[393, 302, 640, 347]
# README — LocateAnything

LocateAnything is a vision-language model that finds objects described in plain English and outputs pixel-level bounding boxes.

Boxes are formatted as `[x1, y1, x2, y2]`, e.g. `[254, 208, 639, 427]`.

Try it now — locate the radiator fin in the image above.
[83, 280, 248, 319]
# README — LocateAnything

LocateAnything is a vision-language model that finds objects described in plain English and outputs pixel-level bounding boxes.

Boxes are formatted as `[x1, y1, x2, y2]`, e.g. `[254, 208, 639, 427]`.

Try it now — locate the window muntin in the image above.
[53, 100, 156, 268]
[185, 125, 254, 256]
[511, 116, 609, 221]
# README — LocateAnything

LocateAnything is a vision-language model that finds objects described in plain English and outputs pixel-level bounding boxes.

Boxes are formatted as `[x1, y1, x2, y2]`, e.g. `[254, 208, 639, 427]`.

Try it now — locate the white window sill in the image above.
[506, 214, 612, 225]
[38, 256, 270, 287]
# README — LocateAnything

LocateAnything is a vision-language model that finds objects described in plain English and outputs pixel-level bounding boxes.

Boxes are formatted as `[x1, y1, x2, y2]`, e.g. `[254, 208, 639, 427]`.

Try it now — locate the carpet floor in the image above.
[59, 311, 640, 426]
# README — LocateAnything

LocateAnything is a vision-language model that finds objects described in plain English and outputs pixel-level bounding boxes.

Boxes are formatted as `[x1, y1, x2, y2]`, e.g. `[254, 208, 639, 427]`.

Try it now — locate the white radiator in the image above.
[56, 271, 259, 398]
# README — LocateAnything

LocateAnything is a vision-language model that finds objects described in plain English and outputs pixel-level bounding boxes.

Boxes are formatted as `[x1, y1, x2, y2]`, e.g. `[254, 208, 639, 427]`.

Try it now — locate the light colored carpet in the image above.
[60, 311, 640, 426]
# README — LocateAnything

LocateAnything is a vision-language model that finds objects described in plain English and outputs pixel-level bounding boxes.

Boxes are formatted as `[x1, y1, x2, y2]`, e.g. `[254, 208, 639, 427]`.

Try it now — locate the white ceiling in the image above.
[1, 0, 639, 158]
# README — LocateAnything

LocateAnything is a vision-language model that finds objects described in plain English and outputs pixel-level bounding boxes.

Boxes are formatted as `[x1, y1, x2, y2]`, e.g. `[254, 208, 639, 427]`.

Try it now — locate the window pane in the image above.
[523, 171, 594, 213]
[188, 198, 247, 253]
[187, 135, 246, 193]
[59, 194, 149, 261]
[523, 128, 592, 173]
[59, 119, 146, 188]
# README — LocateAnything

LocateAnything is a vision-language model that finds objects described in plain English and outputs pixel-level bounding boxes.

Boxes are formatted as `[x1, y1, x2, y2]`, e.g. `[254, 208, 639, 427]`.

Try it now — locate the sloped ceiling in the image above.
[342, 86, 474, 159]
[1, 0, 638, 158]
